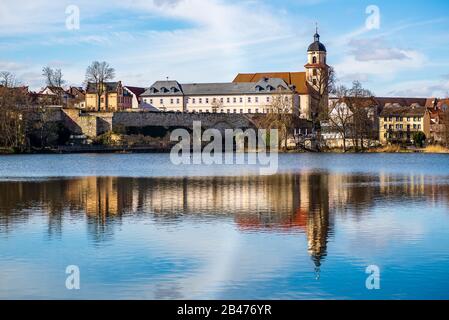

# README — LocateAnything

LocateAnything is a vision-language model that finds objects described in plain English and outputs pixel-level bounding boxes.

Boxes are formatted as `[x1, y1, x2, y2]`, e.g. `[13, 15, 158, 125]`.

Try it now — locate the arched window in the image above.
[312, 56, 317, 64]
[313, 69, 317, 76]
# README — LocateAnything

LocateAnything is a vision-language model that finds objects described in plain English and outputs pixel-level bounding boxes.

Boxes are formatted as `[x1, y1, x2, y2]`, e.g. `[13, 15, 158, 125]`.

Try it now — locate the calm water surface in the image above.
[0, 153, 449, 299]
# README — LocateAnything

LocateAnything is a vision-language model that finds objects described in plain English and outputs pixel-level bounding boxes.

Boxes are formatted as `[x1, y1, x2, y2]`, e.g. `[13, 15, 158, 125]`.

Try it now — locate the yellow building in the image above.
[379, 103, 431, 145]
[85, 81, 132, 112]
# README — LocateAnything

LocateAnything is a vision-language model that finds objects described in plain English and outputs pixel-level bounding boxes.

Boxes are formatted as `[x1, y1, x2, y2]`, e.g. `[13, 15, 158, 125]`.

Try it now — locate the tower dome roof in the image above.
[308, 31, 327, 52]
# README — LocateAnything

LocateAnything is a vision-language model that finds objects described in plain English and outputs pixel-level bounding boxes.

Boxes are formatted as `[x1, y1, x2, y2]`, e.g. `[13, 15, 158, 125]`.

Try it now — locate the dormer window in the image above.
[266, 85, 273, 92]
[255, 85, 263, 92]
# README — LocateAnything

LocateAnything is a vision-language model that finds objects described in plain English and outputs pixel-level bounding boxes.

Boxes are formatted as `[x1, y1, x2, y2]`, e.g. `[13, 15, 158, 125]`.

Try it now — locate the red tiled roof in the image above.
[124, 86, 146, 97]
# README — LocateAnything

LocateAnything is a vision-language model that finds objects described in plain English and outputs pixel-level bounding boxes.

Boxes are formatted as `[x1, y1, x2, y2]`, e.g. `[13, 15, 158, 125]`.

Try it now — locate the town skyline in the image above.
[1, 0, 449, 97]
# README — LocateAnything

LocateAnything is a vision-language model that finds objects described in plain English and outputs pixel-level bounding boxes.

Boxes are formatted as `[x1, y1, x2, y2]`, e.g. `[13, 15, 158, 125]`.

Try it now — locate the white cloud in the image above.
[1, 0, 313, 89]
[349, 38, 409, 62]
[386, 79, 449, 98]
[334, 49, 426, 83]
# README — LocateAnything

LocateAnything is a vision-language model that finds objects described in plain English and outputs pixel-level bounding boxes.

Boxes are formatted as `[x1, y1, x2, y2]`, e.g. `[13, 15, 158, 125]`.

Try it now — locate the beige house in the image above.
[85, 81, 132, 112]
[379, 103, 431, 144]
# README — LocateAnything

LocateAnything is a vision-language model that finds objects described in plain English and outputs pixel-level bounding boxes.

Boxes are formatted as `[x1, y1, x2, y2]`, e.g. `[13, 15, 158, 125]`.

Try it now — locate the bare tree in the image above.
[0, 71, 18, 88]
[42, 66, 65, 87]
[315, 66, 336, 122]
[85, 61, 115, 112]
[440, 96, 449, 147]
[211, 99, 223, 113]
[345, 81, 374, 151]
[259, 90, 295, 150]
[326, 85, 353, 152]
[0, 84, 30, 151]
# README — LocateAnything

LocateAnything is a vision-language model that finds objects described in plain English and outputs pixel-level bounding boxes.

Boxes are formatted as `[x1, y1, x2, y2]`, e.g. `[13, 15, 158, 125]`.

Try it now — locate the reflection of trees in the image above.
[1, 173, 449, 265]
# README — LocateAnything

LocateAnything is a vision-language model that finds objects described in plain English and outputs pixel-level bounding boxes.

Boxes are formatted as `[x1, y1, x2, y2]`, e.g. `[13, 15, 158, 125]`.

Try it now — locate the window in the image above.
[234, 109, 237, 113]
[206, 98, 209, 104]
[220, 98, 224, 103]
[413, 124, 417, 129]
[248, 97, 252, 103]
[192, 98, 196, 104]
[255, 108, 259, 113]
[240, 109, 243, 113]
[255, 97, 259, 103]
[384, 117, 388, 122]
[312, 56, 317, 64]
[417, 117, 421, 122]
[396, 117, 400, 121]
[149, 99, 153, 104]
[312, 79, 317, 86]
[240, 97, 243, 103]
[313, 69, 317, 76]
[267, 97, 270, 103]
[170, 99, 174, 104]
[227, 109, 231, 113]
[418, 124, 421, 129]
[160, 99, 163, 104]
[389, 117, 393, 121]
[233, 97, 237, 103]
[227, 98, 230, 103]
[248, 109, 252, 113]
[384, 124, 387, 129]
[407, 117, 410, 122]
[199, 98, 202, 104]
[177, 98, 180, 104]
[199, 109, 203, 113]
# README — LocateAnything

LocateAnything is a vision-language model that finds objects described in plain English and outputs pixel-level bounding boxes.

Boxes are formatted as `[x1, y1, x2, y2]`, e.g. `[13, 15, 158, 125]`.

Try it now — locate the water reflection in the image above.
[2, 172, 449, 275]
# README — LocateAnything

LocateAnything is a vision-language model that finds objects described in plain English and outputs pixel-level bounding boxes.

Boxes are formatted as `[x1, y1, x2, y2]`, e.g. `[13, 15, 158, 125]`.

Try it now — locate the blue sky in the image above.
[1, 0, 448, 97]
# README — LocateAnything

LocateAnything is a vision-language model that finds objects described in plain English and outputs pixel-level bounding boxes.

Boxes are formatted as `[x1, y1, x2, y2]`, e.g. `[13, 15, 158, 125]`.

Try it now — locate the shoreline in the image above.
[2, 146, 449, 155]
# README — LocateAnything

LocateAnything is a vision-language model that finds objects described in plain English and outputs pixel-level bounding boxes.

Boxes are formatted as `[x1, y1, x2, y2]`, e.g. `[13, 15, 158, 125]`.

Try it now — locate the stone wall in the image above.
[112, 111, 256, 131]
[61, 109, 313, 138]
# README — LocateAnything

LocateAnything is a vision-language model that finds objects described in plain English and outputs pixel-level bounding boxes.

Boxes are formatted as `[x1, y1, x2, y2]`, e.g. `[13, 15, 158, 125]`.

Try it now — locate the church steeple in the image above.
[314, 23, 320, 42]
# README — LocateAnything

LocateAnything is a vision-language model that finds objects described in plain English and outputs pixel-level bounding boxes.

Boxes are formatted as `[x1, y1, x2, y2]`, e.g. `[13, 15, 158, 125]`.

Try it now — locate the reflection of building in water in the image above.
[2, 172, 449, 266]
[298, 173, 331, 271]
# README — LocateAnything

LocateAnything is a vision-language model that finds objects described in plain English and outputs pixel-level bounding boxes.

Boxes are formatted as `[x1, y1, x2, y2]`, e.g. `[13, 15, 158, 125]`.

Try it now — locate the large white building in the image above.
[141, 31, 328, 121]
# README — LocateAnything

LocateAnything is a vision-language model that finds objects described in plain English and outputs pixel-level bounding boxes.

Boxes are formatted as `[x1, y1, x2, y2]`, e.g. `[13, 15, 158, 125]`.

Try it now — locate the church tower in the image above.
[304, 27, 329, 121]
[305, 27, 328, 92]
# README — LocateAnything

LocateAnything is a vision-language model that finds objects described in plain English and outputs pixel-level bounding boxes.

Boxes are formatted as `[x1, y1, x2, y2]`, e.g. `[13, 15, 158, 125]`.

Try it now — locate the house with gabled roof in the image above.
[85, 81, 132, 111]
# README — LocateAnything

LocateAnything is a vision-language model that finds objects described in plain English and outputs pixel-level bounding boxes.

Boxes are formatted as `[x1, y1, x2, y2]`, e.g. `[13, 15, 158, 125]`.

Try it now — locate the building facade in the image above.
[379, 103, 431, 144]
[141, 32, 328, 121]
[123, 86, 146, 109]
[141, 78, 298, 114]
[85, 81, 132, 112]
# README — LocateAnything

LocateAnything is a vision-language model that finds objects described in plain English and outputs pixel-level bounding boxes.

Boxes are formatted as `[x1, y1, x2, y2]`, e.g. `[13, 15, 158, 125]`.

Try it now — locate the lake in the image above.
[0, 153, 449, 299]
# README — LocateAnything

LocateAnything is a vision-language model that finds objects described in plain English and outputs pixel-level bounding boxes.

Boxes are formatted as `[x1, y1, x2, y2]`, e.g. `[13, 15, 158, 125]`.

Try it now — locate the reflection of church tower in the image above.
[304, 26, 329, 120]
[305, 173, 331, 277]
